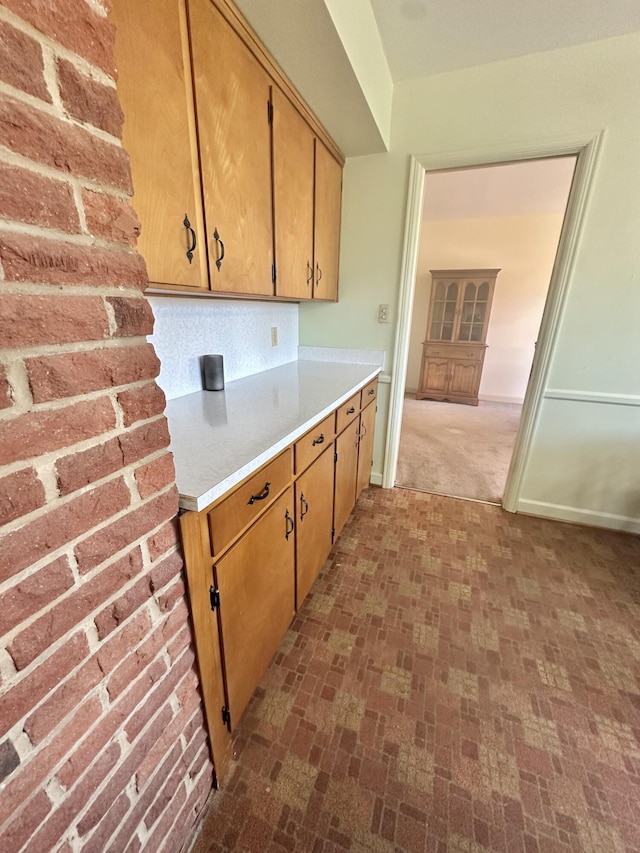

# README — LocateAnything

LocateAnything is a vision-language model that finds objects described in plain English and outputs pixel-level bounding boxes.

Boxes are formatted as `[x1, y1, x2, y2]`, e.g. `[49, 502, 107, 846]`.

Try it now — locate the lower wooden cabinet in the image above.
[295, 447, 334, 607]
[417, 342, 487, 405]
[179, 377, 378, 787]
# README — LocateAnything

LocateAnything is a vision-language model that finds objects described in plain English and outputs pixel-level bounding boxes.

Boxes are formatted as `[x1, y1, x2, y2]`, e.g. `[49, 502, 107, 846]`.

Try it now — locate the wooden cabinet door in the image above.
[334, 420, 359, 539]
[188, 0, 274, 296]
[112, 0, 208, 290]
[356, 401, 376, 501]
[295, 446, 334, 608]
[272, 88, 315, 300]
[313, 140, 342, 301]
[419, 357, 450, 397]
[214, 488, 295, 727]
[449, 360, 481, 400]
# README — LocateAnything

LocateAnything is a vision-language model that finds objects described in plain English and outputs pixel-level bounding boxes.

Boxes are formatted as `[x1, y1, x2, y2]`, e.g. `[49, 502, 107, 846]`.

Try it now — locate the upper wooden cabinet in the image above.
[111, 0, 343, 301]
[111, 0, 208, 291]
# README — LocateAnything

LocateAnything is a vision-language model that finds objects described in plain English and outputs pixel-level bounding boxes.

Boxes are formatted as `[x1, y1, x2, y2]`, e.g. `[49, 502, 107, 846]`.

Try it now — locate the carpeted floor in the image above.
[396, 398, 523, 504]
[192, 487, 640, 853]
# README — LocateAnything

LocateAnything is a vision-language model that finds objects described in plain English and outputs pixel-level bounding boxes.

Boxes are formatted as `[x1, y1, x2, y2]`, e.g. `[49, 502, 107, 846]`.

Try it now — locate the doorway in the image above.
[396, 157, 576, 504]
[382, 131, 605, 511]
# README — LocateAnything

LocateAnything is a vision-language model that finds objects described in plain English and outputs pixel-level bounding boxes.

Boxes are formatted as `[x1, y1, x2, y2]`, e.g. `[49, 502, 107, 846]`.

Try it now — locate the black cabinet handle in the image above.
[300, 493, 309, 520]
[285, 508, 295, 540]
[347, 407, 355, 415]
[247, 481, 270, 505]
[312, 434, 325, 446]
[306, 261, 313, 286]
[183, 214, 196, 264]
[315, 262, 322, 285]
[213, 227, 225, 271]
[368, 388, 375, 396]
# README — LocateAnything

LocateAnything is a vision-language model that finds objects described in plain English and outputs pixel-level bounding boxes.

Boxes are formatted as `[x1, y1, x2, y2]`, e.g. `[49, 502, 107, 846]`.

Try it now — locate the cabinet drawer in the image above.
[360, 378, 378, 408]
[424, 344, 485, 360]
[336, 392, 360, 434]
[294, 412, 335, 475]
[208, 448, 292, 556]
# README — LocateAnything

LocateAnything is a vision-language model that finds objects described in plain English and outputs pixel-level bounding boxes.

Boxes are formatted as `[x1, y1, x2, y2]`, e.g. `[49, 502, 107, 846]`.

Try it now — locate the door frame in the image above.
[382, 131, 605, 510]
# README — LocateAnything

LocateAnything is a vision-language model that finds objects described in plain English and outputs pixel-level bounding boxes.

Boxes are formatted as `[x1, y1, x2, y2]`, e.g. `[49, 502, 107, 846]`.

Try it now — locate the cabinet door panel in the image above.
[296, 447, 334, 608]
[188, 0, 273, 296]
[272, 88, 314, 300]
[356, 401, 376, 501]
[449, 360, 481, 398]
[334, 421, 359, 539]
[112, 0, 207, 290]
[313, 140, 341, 301]
[214, 489, 295, 726]
[423, 358, 450, 395]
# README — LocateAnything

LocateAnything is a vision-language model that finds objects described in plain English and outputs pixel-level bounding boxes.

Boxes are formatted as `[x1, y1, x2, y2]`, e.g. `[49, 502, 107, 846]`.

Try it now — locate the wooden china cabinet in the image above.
[416, 269, 500, 406]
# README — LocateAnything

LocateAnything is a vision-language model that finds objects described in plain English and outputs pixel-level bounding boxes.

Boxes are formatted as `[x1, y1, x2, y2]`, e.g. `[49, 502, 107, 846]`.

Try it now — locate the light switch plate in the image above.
[378, 304, 390, 324]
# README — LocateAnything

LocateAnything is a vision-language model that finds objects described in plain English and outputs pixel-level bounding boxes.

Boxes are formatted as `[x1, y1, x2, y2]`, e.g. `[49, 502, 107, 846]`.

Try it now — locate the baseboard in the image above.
[517, 499, 640, 535]
[478, 395, 524, 405]
[370, 470, 383, 486]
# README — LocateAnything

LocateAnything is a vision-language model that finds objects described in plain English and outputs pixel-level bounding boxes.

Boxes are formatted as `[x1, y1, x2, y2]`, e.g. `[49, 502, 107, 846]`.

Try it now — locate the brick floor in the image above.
[192, 487, 640, 853]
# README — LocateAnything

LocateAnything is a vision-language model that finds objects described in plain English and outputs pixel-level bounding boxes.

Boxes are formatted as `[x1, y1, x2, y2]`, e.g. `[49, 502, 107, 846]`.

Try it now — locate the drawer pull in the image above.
[368, 388, 375, 396]
[285, 508, 295, 540]
[183, 214, 196, 264]
[300, 493, 309, 520]
[247, 481, 270, 505]
[347, 406, 355, 415]
[312, 434, 325, 446]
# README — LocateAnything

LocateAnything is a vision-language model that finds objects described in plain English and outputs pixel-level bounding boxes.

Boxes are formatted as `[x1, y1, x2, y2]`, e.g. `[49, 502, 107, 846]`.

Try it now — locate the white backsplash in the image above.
[148, 296, 299, 400]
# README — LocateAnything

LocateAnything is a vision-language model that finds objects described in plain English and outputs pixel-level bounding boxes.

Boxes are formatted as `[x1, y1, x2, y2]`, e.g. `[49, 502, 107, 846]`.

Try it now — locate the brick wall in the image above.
[0, 1, 214, 850]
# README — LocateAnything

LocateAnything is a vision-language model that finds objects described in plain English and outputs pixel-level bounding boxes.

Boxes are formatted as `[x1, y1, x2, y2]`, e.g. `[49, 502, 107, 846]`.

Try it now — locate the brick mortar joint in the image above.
[0, 219, 140, 251]
[0, 334, 154, 363]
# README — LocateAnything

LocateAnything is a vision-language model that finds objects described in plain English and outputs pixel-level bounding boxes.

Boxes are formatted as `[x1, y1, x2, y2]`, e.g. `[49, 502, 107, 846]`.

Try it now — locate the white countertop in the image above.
[164, 359, 382, 511]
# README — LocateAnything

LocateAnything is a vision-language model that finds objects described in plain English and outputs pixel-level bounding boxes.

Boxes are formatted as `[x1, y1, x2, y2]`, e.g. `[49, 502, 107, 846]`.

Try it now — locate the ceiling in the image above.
[234, 0, 640, 157]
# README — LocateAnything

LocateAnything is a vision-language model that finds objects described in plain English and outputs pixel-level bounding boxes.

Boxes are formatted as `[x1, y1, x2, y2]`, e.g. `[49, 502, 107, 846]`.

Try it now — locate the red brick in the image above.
[144, 760, 185, 831]
[0, 19, 51, 101]
[76, 485, 179, 575]
[0, 162, 79, 232]
[0, 466, 46, 525]
[0, 632, 88, 739]
[0, 555, 74, 637]
[2, 0, 117, 76]
[0, 231, 147, 290]
[109, 740, 183, 853]
[0, 293, 109, 348]
[0, 364, 12, 409]
[0, 788, 52, 852]
[0, 396, 116, 467]
[56, 436, 125, 496]
[160, 765, 212, 853]
[76, 704, 173, 837]
[103, 611, 172, 701]
[8, 549, 143, 671]
[0, 93, 131, 190]
[84, 190, 141, 246]
[157, 577, 185, 614]
[27, 343, 160, 402]
[120, 418, 172, 465]
[95, 574, 154, 644]
[147, 519, 180, 561]
[57, 648, 160, 790]
[135, 454, 176, 500]
[107, 295, 154, 336]
[166, 624, 192, 665]
[118, 382, 166, 427]
[23, 654, 104, 744]
[81, 791, 131, 853]
[136, 700, 204, 792]
[57, 56, 124, 136]
[94, 608, 153, 680]
[0, 476, 131, 583]
[144, 776, 187, 852]
[149, 550, 183, 595]
[124, 648, 195, 742]
[28, 742, 121, 853]
[0, 697, 101, 826]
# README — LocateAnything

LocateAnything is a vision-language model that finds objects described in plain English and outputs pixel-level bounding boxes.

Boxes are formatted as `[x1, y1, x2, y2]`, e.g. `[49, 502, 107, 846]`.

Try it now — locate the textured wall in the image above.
[0, 1, 212, 850]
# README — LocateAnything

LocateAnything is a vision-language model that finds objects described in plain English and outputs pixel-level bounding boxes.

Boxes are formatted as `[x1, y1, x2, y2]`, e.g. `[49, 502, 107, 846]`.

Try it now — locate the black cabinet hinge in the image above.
[334, 451, 338, 463]
[272, 262, 276, 284]
[209, 586, 220, 611]
[221, 705, 231, 729]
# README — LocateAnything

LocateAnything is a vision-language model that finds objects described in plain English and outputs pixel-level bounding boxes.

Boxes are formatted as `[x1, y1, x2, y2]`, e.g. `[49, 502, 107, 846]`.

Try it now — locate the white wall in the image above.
[148, 297, 298, 400]
[300, 32, 640, 532]
[407, 213, 566, 402]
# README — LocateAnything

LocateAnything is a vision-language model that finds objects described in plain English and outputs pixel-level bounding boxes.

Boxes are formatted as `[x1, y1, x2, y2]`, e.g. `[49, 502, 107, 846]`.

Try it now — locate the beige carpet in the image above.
[396, 396, 522, 503]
